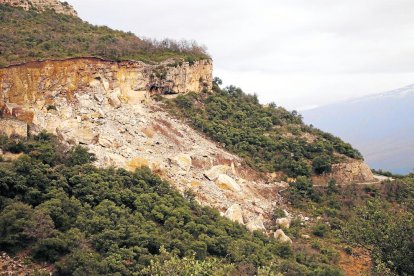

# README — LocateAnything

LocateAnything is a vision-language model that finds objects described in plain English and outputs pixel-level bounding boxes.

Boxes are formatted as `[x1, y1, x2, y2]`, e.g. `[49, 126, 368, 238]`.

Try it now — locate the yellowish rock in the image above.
[171, 154, 192, 171]
[276, 217, 291, 229]
[224, 204, 244, 224]
[274, 229, 293, 244]
[246, 216, 266, 232]
[126, 157, 149, 171]
[215, 174, 241, 192]
[204, 165, 231, 181]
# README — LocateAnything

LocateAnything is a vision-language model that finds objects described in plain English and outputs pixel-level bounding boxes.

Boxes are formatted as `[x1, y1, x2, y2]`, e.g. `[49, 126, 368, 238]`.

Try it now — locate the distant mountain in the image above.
[302, 84, 414, 174]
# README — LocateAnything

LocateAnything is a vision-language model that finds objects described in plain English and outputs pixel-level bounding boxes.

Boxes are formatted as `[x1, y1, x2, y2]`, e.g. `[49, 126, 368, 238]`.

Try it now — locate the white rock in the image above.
[276, 217, 291, 229]
[170, 154, 192, 171]
[108, 93, 121, 108]
[94, 93, 105, 104]
[204, 165, 231, 181]
[246, 215, 266, 232]
[215, 174, 241, 192]
[224, 204, 244, 224]
[274, 229, 292, 244]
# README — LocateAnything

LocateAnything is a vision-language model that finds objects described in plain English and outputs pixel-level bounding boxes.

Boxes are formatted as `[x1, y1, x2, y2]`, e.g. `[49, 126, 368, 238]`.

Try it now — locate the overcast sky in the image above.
[69, 0, 414, 110]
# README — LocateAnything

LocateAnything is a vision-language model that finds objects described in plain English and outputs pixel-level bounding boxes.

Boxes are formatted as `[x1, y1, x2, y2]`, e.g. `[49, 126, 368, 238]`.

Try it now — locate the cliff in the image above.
[0, 57, 212, 124]
[0, 0, 77, 16]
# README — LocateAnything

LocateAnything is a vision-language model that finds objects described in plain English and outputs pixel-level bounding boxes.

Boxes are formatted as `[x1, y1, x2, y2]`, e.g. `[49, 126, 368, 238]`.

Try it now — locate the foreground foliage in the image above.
[0, 5, 209, 67]
[165, 82, 362, 178]
[285, 171, 414, 275]
[0, 134, 342, 275]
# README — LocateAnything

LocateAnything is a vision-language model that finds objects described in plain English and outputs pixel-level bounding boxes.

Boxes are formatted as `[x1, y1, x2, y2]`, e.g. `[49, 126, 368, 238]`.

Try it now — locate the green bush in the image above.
[312, 223, 329, 237]
[64, 145, 96, 166]
[312, 155, 332, 175]
[32, 237, 69, 262]
[0, 202, 34, 252]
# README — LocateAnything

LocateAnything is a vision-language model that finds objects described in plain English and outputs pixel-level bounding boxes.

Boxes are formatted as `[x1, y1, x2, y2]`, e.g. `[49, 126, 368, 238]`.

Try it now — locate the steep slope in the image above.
[165, 85, 374, 185]
[303, 84, 414, 174]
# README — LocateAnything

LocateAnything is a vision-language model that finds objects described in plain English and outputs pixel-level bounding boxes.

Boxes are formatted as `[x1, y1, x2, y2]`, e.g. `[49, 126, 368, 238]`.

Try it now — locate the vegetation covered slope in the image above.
[0, 133, 344, 275]
[0, 4, 209, 67]
[165, 81, 362, 178]
[284, 172, 414, 275]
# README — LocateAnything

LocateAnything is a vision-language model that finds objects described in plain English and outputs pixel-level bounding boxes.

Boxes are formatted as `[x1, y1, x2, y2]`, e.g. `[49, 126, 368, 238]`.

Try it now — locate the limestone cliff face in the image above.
[0, 57, 213, 123]
[0, 0, 77, 16]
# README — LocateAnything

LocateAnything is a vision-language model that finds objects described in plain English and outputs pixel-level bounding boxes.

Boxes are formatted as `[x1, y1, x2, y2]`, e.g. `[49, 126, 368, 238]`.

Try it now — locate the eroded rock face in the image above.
[0, 0, 78, 16]
[0, 58, 213, 119]
[0, 118, 27, 138]
[312, 160, 376, 185]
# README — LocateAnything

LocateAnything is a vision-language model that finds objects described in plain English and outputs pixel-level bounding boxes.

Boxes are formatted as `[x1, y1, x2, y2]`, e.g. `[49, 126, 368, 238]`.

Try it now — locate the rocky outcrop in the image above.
[0, 0, 77, 16]
[0, 118, 27, 138]
[312, 160, 376, 185]
[0, 57, 212, 125]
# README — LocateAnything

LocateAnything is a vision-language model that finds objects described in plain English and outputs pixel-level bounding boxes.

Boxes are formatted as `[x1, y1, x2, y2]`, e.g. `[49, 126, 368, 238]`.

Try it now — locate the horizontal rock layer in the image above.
[0, 57, 213, 124]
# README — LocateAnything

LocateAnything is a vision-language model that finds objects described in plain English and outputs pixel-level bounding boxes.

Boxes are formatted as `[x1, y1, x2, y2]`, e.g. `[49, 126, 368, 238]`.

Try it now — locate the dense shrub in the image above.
[0, 5, 209, 67]
[344, 199, 414, 275]
[166, 86, 362, 178]
[0, 134, 339, 274]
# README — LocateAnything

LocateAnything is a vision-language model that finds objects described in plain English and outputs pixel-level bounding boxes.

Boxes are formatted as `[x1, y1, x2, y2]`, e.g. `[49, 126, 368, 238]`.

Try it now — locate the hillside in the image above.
[0, 3, 209, 67]
[165, 83, 372, 182]
[302, 84, 414, 174]
[2, 1, 413, 275]
[0, 133, 347, 275]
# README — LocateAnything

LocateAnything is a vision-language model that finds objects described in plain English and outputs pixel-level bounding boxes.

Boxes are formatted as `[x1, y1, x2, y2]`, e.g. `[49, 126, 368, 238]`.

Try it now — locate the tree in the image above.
[65, 145, 96, 166]
[0, 202, 34, 252]
[312, 155, 332, 175]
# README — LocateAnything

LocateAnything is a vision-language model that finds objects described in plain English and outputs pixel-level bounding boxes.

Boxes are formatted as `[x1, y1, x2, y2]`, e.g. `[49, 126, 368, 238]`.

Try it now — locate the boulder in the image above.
[204, 165, 231, 181]
[77, 126, 97, 144]
[108, 93, 121, 108]
[246, 216, 266, 232]
[215, 174, 241, 192]
[274, 229, 292, 244]
[224, 204, 244, 224]
[170, 154, 192, 171]
[276, 217, 291, 229]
